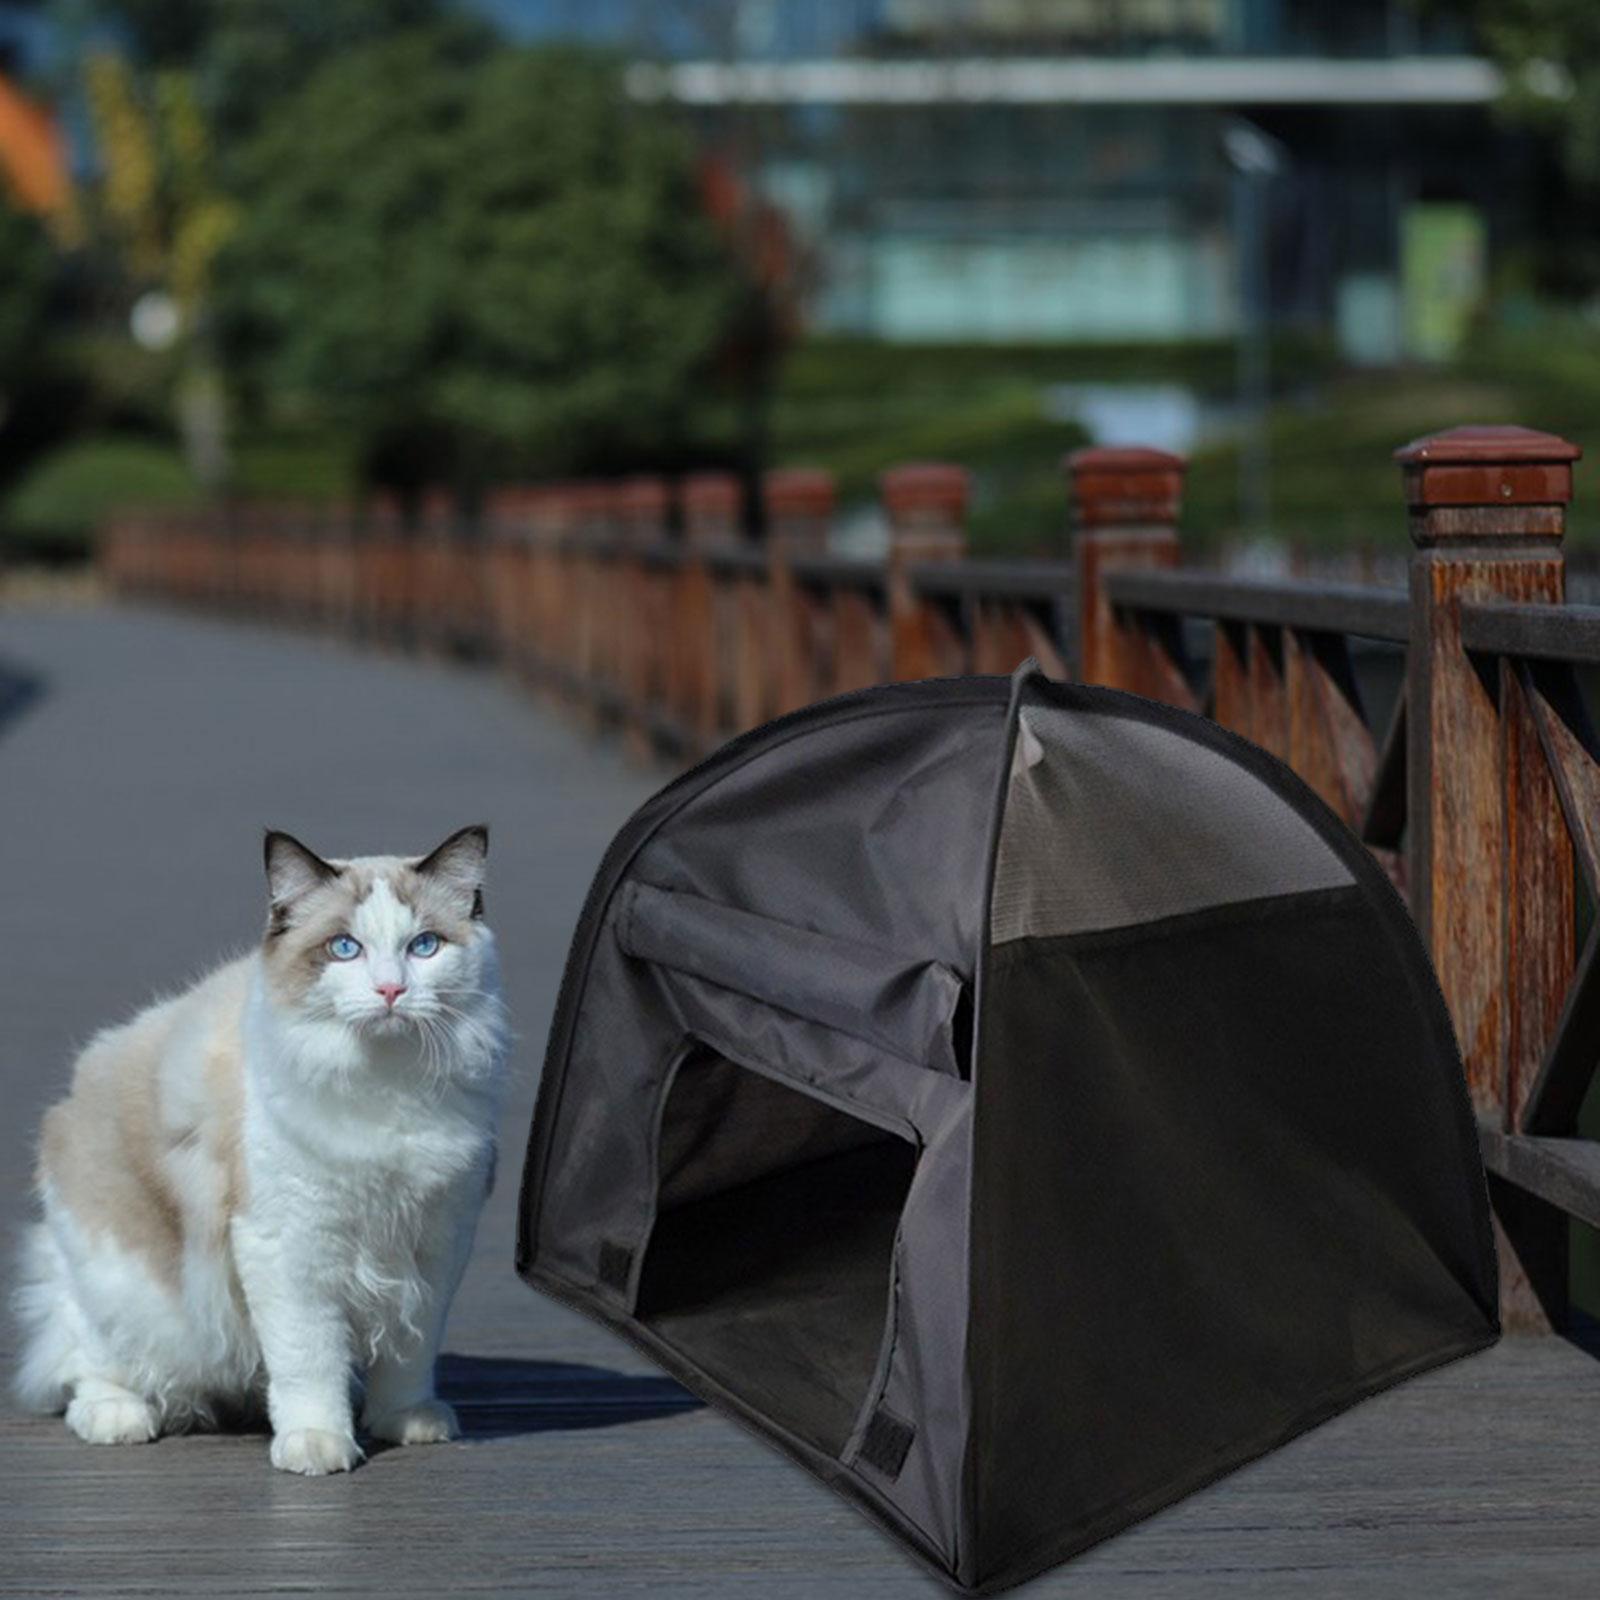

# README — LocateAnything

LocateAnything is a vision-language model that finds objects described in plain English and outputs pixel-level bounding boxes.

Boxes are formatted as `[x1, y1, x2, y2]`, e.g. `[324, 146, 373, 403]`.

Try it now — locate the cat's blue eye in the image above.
[327, 934, 362, 961]
[408, 931, 442, 959]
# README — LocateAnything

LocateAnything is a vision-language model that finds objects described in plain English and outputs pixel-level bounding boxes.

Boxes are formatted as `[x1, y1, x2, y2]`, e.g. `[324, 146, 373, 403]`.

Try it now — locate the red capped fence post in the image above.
[1399, 425, 1576, 1114]
[765, 469, 834, 556]
[612, 478, 670, 730]
[679, 473, 743, 751]
[326, 501, 358, 638]
[1068, 446, 1186, 693]
[570, 483, 616, 706]
[484, 487, 539, 669]
[1399, 424, 1579, 1331]
[415, 489, 453, 653]
[883, 464, 968, 683]
[615, 477, 671, 547]
[764, 469, 836, 718]
[530, 486, 579, 693]
[682, 472, 741, 552]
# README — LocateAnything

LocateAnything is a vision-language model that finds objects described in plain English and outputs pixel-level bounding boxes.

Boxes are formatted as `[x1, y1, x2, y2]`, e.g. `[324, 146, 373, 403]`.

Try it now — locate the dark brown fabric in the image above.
[518, 665, 1497, 1595]
[968, 887, 1496, 1590]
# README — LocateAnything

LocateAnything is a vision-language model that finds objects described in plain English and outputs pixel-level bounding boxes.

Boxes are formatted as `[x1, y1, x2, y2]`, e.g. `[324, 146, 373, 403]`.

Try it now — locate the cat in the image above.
[11, 825, 508, 1475]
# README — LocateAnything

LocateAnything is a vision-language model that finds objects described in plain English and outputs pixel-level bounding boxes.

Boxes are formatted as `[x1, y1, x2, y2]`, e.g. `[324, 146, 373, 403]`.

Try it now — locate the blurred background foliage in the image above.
[6, 1, 1600, 561]
[1445, 1, 1600, 184]
[0, 194, 53, 379]
[0, 0, 771, 558]
[215, 32, 746, 496]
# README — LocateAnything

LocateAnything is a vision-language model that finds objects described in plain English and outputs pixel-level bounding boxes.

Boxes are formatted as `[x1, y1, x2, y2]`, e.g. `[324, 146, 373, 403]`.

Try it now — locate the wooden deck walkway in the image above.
[3, 603, 1600, 1598]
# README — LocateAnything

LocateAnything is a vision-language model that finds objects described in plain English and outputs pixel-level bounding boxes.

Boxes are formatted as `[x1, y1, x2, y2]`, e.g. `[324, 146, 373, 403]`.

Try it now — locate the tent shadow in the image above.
[433, 1352, 702, 1442]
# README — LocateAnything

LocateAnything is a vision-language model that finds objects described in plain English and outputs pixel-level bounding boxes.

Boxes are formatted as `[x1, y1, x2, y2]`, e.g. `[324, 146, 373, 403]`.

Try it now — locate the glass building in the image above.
[9, 1, 1538, 356]
[496, 0, 1530, 357]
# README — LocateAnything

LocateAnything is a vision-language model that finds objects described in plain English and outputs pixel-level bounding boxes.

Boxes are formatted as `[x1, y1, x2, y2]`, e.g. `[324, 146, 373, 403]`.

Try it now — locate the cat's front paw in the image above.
[65, 1392, 158, 1445]
[271, 1427, 363, 1475]
[364, 1397, 460, 1445]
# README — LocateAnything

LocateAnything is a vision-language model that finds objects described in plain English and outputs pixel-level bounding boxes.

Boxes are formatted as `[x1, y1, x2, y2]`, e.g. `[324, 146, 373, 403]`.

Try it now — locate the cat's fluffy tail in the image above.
[11, 1222, 81, 1413]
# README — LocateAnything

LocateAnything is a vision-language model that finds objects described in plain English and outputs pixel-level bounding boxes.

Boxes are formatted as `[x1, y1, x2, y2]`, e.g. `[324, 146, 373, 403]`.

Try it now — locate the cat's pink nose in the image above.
[375, 982, 407, 1008]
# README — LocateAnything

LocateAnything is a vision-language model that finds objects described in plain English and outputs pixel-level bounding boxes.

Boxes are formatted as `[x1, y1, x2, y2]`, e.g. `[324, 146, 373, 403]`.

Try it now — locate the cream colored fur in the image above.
[12, 827, 508, 1474]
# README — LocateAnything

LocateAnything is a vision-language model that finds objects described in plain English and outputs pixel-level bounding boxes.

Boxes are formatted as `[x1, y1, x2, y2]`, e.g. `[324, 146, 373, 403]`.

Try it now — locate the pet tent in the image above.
[516, 662, 1498, 1594]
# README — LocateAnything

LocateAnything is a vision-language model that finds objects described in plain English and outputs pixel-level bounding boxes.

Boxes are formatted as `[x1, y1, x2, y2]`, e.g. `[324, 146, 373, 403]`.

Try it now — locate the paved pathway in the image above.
[3, 603, 1600, 1598]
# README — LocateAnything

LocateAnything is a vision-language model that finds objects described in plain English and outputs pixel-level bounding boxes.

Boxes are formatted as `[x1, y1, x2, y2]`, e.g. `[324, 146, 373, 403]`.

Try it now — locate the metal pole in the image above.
[1223, 118, 1286, 543]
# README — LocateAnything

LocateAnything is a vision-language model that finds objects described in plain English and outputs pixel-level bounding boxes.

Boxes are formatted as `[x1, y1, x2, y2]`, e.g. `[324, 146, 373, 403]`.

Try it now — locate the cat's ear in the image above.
[264, 830, 339, 923]
[415, 824, 488, 919]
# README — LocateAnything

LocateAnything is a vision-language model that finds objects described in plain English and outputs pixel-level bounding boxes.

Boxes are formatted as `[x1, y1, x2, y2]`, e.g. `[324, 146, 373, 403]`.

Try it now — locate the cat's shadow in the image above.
[118, 1354, 700, 1455]
[0, 658, 44, 743]
[429, 1352, 702, 1443]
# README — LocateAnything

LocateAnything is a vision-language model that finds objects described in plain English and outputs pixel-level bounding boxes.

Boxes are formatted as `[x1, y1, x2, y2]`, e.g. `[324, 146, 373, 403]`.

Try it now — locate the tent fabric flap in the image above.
[616, 879, 970, 1074]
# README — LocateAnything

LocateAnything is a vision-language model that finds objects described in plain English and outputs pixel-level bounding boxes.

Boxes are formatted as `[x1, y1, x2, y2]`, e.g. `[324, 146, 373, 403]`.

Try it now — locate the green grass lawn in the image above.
[772, 326, 1600, 557]
[1186, 353, 1600, 554]
[772, 378, 1090, 556]
[1183, 371, 1521, 554]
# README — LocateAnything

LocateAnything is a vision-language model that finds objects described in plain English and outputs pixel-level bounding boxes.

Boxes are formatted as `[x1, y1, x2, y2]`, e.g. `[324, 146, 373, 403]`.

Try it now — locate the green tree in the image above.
[63, 2, 461, 493]
[0, 197, 62, 500]
[0, 199, 54, 389]
[71, 0, 450, 138]
[1440, 2, 1600, 182]
[216, 36, 746, 492]
[82, 52, 237, 488]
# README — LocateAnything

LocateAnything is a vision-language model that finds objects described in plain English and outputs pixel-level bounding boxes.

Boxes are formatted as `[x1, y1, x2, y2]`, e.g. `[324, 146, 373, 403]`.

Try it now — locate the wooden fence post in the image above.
[761, 469, 835, 725]
[518, 488, 556, 683]
[482, 487, 532, 669]
[1398, 424, 1579, 1331]
[615, 477, 671, 548]
[571, 483, 614, 708]
[680, 472, 742, 751]
[883, 464, 968, 682]
[529, 486, 575, 693]
[766, 468, 834, 555]
[1068, 446, 1186, 692]
[366, 492, 401, 647]
[682, 471, 741, 551]
[417, 488, 453, 654]
[325, 502, 357, 638]
[613, 478, 670, 733]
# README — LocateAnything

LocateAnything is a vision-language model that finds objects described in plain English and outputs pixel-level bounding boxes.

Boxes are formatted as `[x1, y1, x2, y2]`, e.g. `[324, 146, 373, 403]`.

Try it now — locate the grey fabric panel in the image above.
[530, 930, 686, 1296]
[638, 968, 978, 1564]
[618, 879, 968, 1074]
[639, 702, 1007, 976]
[991, 705, 1354, 945]
[660, 966, 971, 1145]
[845, 1086, 974, 1573]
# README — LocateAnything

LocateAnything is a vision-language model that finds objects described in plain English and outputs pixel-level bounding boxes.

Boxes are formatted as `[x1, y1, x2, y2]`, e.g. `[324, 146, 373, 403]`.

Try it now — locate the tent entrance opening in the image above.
[636, 1047, 917, 1456]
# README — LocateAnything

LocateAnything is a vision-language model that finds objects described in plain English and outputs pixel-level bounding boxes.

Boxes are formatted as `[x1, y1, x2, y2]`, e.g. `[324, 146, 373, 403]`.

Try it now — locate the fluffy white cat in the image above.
[12, 825, 508, 1475]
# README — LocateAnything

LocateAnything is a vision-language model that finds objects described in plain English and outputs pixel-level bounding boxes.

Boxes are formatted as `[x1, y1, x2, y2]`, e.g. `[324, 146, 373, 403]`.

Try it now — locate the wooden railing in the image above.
[101, 424, 1600, 1335]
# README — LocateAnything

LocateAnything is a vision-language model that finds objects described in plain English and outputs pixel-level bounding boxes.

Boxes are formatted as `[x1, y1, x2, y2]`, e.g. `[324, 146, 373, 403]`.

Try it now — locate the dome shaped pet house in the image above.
[516, 662, 1498, 1594]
